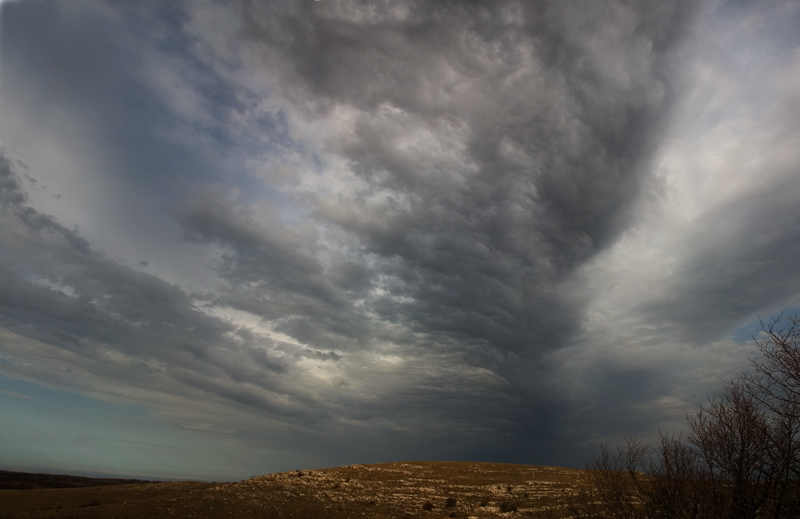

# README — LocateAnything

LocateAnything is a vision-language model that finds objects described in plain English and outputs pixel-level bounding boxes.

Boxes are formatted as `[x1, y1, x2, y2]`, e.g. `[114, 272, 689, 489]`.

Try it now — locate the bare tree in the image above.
[586, 437, 648, 519]
[687, 380, 771, 519]
[641, 432, 705, 519]
[745, 314, 800, 518]
[586, 314, 800, 519]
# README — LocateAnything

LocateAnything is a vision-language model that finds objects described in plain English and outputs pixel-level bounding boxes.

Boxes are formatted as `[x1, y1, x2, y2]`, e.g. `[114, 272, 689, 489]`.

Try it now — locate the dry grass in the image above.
[0, 462, 595, 518]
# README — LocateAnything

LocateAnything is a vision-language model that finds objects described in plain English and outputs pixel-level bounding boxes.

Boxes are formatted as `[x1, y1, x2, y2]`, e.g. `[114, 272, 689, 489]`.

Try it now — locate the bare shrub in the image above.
[587, 436, 647, 519]
[640, 432, 705, 519]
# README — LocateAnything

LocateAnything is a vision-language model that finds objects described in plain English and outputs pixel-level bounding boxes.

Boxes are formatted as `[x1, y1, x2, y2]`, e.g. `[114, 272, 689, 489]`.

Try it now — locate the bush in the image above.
[445, 497, 457, 507]
[422, 501, 434, 511]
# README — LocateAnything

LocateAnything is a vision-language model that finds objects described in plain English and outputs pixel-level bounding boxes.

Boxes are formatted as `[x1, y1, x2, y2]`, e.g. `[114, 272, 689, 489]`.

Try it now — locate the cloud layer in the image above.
[1, 0, 800, 478]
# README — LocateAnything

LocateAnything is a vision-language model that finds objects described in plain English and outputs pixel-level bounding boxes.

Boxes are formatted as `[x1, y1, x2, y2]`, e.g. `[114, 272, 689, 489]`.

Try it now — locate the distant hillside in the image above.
[0, 461, 593, 518]
[0, 470, 152, 490]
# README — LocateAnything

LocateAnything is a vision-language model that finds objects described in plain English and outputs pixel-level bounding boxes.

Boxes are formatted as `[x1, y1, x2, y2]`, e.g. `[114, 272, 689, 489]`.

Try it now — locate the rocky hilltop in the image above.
[0, 461, 592, 518]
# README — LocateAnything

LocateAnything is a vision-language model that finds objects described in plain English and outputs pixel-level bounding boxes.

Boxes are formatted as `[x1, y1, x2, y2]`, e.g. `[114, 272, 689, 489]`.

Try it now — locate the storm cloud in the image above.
[1, 0, 800, 479]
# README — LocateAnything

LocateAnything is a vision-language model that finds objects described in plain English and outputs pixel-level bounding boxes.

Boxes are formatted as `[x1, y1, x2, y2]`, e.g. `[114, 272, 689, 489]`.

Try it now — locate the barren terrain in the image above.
[0, 462, 593, 518]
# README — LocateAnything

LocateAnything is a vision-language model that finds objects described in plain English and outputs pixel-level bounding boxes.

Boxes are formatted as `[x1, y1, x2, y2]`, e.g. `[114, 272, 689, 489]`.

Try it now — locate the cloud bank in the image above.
[1, 0, 800, 478]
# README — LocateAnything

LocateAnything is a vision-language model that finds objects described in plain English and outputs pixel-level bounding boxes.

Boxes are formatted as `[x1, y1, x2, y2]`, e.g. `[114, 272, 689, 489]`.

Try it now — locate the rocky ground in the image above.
[0, 461, 594, 518]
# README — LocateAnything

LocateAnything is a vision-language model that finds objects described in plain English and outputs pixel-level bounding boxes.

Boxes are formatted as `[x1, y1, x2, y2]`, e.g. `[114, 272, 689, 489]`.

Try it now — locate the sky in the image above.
[1, 0, 800, 482]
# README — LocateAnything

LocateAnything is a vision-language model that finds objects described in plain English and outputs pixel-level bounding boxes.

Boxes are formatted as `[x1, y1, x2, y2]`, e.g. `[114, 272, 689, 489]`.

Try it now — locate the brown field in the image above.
[0, 462, 594, 518]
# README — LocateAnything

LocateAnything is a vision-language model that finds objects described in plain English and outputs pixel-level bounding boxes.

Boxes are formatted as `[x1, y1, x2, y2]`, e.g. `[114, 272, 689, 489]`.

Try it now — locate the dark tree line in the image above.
[578, 315, 800, 519]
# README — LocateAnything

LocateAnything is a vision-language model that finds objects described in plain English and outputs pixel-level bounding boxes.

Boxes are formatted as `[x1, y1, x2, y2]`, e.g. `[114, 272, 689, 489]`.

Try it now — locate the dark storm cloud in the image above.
[12, 0, 800, 477]
[229, 0, 694, 359]
[129, 0, 697, 465]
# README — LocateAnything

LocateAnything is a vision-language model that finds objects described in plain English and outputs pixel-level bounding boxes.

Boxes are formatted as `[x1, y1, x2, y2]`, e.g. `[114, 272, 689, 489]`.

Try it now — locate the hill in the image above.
[0, 470, 152, 490]
[0, 461, 593, 518]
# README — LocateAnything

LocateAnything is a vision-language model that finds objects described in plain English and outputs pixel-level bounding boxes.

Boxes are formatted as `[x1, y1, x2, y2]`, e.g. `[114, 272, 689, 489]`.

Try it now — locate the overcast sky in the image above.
[1, 0, 800, 481]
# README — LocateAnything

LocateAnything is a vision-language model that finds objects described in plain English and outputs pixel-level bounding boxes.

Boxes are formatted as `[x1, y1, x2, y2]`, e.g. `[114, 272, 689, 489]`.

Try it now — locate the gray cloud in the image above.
[229, 0, 695, 359]
[2, 0, 800, 478]
[0, 154, 293, 412]
[644, 174, 800, 344]
[151, 0, 698, 465]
